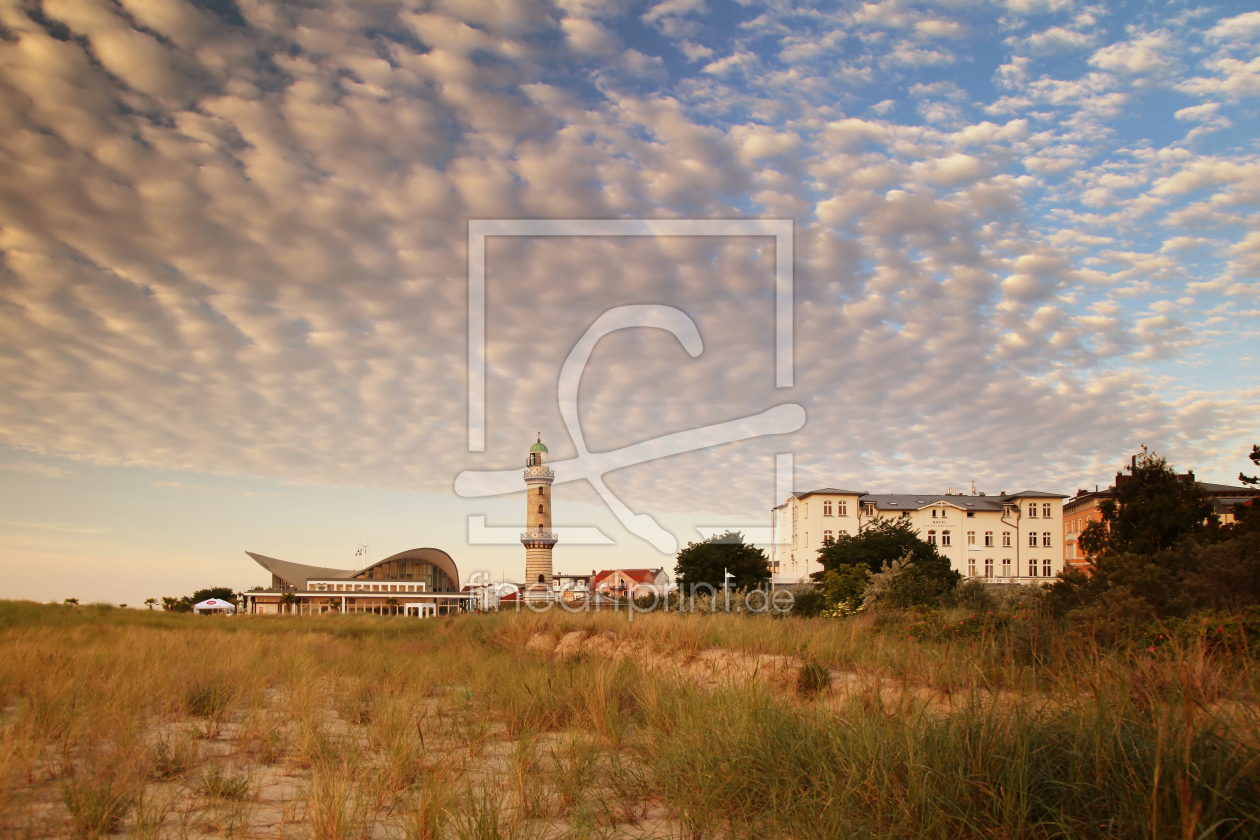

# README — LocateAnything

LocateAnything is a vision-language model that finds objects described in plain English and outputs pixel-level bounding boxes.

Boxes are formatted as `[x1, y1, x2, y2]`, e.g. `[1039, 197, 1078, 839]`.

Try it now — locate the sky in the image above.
[0, 0, 1257, 605]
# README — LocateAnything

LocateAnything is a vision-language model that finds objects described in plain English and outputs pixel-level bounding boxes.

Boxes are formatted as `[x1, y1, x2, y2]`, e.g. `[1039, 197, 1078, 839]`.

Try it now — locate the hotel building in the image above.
[771, 488, 1066, 586]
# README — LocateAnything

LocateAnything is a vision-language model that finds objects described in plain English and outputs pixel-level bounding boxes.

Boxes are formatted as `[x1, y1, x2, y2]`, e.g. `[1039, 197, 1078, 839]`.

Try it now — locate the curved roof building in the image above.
[243, 547, 469, 616]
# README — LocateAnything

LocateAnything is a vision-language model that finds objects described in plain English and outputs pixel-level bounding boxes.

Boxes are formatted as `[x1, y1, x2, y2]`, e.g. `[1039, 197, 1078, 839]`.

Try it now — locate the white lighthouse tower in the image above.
[521, 434, 557, 599]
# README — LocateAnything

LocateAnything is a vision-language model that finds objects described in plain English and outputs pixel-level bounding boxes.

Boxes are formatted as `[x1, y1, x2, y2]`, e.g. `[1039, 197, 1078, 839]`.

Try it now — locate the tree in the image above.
[1241, 444, 1260, 486]
[63, 598, 79, 606]
[816, 516, 944, 575]
[279, 592, 299, 614]
[819, 564, 871, 612]
[192, 587, 236, 604]
[1078, 447, 1215, 558]
[815, 517, 959, 608]
[674, 531, 770, 590]
[162, 596, 192, 613]
[385, 596, 400, 616]
[144, 598, 158, 610]
[1050, 448, 1260, 626]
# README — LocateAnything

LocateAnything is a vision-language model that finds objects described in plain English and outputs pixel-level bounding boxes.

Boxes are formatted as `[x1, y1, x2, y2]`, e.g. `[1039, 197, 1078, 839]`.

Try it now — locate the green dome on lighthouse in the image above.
[530, 434, 548, 453]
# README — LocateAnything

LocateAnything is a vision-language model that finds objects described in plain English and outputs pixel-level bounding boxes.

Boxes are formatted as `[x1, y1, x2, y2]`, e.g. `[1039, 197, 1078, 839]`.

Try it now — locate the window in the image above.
[984, 558, 993, 578]
[538, 487, 543, 495]
[837, 529, 849, 536]
[932, 509, 938, 518]
[967, 531, 976, 545]
[1003, 532, 1012, 547]
[805, 503, 809, 516]
[1043, 503, 1052, 518]
[805, 532, 808, 547]
[927, 530, 937, 546]
[538, 504, 544, 513]
[838, 501, 848, 516]
[1028, 561, 1038, 577]
[941, 531, 952, 546]
[1028, 504, 1038, 518]
[824, 501, 833, 516]
[1043, 532, 1052, 547]
[1002, 559, 1011, 577]
[824, 530, 833, 543]
[1028, 532, 1038, 547]
[985, 531, 994, 547]
[1043, 558, 1052, 578]
[864, 503, 875, 515]
[967, 511, 975, 518]
[538, 574, 545, 583]
[968, 558, 976, 577]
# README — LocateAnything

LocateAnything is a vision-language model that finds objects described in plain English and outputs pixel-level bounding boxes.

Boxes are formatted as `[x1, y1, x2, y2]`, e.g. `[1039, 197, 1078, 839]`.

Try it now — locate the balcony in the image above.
[523, 465, 554, 479]
[520, 529, 558, 543]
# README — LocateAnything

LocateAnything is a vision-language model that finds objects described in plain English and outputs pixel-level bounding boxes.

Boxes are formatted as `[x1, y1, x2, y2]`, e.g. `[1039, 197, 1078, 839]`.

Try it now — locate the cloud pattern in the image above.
[0, 0, 1257, 528]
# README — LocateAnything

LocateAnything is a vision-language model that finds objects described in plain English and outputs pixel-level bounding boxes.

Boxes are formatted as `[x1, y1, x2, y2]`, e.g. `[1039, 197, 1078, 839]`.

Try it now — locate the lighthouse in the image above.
[521, 434, 557, 598]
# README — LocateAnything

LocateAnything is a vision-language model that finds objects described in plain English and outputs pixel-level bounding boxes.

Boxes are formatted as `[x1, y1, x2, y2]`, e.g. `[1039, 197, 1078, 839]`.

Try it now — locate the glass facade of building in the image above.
[353, 558, 456, 593]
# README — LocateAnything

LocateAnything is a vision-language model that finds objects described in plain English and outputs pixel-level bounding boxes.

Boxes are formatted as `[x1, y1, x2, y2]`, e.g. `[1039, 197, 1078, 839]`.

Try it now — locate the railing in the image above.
[523, 466, 554, 478]
[520, 529, 558, 542]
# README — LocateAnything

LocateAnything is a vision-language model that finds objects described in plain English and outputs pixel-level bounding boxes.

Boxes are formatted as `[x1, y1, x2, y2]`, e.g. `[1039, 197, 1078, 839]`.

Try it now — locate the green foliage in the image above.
[1054, 449, 1260, 632]
[161, 596, 191, 613]
[819, 564, 870, 612]
[816, 515, 943, 575]
[1052, 507, 1260, 629]
[674, 530, 770, 590]
[1159, 606, 1260, 657]
[1079, 447, 1216, 557]
[938, 577, 999, 612]
[862, 552, 961, 610]
[789, 585, 827, 617]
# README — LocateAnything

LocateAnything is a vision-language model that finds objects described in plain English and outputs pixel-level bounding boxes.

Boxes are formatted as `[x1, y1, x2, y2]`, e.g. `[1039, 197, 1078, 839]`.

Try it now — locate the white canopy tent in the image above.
[192, 598, 235, 614]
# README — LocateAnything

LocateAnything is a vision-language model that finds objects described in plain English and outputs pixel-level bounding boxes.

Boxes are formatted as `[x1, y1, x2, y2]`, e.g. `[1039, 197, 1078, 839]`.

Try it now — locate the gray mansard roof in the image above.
[780, 488, 1067, 512]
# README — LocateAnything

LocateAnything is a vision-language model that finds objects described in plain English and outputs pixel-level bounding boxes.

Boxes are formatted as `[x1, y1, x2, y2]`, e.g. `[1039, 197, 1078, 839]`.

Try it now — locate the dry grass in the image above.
[0, 601, 1257, 839]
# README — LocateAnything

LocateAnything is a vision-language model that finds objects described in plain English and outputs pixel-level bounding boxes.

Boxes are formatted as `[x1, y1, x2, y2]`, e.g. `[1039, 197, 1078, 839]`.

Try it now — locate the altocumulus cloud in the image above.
[0, 0, 1257, 518]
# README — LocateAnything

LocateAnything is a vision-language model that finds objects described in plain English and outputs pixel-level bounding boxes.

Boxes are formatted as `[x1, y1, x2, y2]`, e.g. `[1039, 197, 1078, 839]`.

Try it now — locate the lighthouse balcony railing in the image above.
[520, 529, 558, 542]
[524, 466, 554, 477]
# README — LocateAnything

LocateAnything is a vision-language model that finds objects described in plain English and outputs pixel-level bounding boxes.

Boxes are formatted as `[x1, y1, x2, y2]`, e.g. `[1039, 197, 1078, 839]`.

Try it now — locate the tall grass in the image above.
[0, 600, 1257, 839]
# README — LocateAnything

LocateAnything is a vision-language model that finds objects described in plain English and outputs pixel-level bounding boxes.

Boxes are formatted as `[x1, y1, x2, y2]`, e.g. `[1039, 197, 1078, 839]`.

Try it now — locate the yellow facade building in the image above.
[771, 488, 1066, 586]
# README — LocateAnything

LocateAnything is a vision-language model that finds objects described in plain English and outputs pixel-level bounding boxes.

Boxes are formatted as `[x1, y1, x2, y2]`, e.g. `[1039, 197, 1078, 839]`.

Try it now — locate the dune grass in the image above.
[0, 600, 1257, 838]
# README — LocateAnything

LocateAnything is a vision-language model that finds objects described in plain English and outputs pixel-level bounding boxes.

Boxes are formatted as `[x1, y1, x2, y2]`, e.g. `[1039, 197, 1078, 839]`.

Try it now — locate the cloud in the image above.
[0, 460, 79, 480]
[1177, 56, 1260, 99]
[1089, 31, 1176, 77]
[1025, 26, 1098, 54]
[1206, 11, 1260, 43]
[0, 0, 1254, 549]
